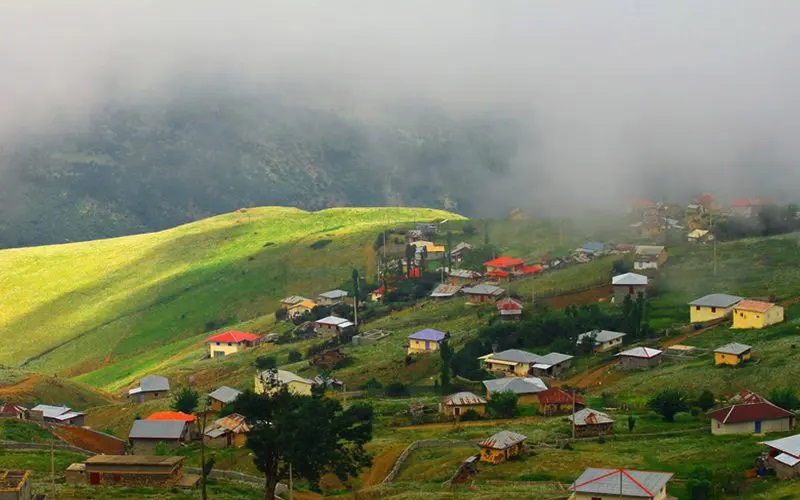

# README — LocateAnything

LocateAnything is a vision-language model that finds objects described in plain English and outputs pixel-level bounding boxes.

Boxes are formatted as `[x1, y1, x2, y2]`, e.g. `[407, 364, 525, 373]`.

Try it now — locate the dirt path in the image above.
[394, 415, 545, 431]
[51, 425, 125, 455]
[362, 446, 406, 488]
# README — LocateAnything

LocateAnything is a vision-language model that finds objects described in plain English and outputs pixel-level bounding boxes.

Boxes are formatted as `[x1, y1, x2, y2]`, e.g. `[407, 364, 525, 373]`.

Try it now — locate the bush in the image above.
[696, 389, 715, 412]
[769, 387, 799, 411]
[462, 223, 477, 235]
[254, 356, 277, 371]
[649, 389, 689, 422]
[287, 350, 303, 363]
[171, 387, 199, 414]
[385, 382, 410, 398]
[275, 308, 288, 321]
[488, 391, 518, 419]
[460, 409, 482, 421]
[358, 378, 383, 391]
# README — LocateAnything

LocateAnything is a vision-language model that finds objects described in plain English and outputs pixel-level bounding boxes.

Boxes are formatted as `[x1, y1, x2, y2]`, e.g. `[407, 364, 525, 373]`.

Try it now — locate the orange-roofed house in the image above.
[730, 198, 772, 218]
[287, 299, 317, 318]
[732, 300, 784, 329]
[206, 331, 262, 358]
[146, 411, 199, 438]
[483, 256, 524, 279]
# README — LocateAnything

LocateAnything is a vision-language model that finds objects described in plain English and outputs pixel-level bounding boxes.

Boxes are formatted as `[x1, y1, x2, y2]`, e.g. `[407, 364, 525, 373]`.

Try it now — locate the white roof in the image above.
[281, 295, 309, 304]
[569, 468, 673, 498]
[568, 408, 615, 426]
[448, 269, 480, 278]
[577, 330, 626, 345]
[763, 434, 800, 457]
[634, 245, 665, 255]
[612, 273, 648, 286]
[315, 316, 354, 328]
[462, 284, 504, 296]
[617, 347, 662, 359]
[483, 377, 548, 395]
[775, 453, 800, 467]
[128, 375, 170, 395]
[259, 369, 315, 386]
[31, 405, 78, 419]
[481, 349, 573, 367]
[714, 343, 752, 355]
[318, 289, 348, 299]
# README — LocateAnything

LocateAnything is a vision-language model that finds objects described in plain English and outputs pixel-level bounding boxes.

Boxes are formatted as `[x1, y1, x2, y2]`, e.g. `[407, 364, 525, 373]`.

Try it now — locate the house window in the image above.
[454, 407, 461, 416]
[711, 307, 717, 313]
[628, 286, 634, 294]
[216, 342, 220, 346]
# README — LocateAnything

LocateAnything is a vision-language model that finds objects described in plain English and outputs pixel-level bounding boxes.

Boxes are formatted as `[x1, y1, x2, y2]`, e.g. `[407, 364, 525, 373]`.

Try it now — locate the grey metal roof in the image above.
[483, 377, 547, 395]
[714, 343, 752, 355]
[280, 295, 309, 304]
[31, 405, 72, 419]
[617, 347, 662, 359]
[129, 420, 187, 440]
[259, 369, 315, 386]
[448, 268, 480, 278]
[688, 293, 743, 308]
[138, 375, 170, 393]
[538, 352, 574, 366]
[634, 245, 665, 256]
[479, 430, 527, 450]
[763, 434, 800, 456]
[442, 392, 487, 406]
[485, 349, 572, 367]
[315, 316, 354, 328]
[569, 468, 673, 497]
[462, 284, 504, 296]
[577, 330, 626, 345]
[612, 273, 648, 286]
[430, 284, 462, 297]
[318, 289, 348, 299]
[568, 408, 615, 426]
[208, 386, 242, 404]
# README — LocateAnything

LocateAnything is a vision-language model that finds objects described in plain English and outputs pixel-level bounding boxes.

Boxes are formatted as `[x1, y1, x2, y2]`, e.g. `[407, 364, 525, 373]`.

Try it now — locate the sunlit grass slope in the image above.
[0, 206, 460, 380]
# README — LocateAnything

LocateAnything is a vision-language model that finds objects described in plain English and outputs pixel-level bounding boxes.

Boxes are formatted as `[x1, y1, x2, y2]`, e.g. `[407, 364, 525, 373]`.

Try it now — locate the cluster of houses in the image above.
[279, 288, 351, 319]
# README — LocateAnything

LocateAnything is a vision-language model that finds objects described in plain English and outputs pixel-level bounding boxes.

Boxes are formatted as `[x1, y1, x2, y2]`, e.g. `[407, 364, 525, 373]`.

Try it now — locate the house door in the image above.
[755, 421, 762, 433]
[425, 341, 430, 350]
[89, 472, 100, 485]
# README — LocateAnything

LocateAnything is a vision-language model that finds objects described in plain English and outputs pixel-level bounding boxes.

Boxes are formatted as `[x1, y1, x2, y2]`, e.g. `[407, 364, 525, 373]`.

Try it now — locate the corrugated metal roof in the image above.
[137, 375, 170, 393]
[569, 468, 673, 497]
[688, 293, 743, 308]
[448, 269, 480, 278]
[315, 316, 354, 327]
[318, 289, 348, 299]
[568, 408, 614, 426]
[611, 273, 648, 286]
[482, 377, 547, 395]
[430, 284, 462, 297]
[478, 430, 527, 450]
[129, 420, 187, 440]
[764, 434, 800, 457]
[775, 453, 800, 467]
[577, 330, 626, 345]
[734, 299, 778, 313]
[442, 391, 487, 406]
[714, 343, 752, 355]
[31, 405, 72, 419]
[208, 386, 243, 404]
[634, 245, 665, 256]
[617, 347, 662, 359]
[280, 295, 309, 304]
[462, 284, 505, 296]
[259, 369, 315, 386]
[708, 401, 793, 424]
[484, 349, 572, 367]
[407, 328, 449, 341]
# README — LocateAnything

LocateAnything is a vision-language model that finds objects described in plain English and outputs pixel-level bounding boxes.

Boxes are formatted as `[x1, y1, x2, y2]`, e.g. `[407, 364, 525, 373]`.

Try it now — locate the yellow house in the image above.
[254, 369, 315, 396]
[206, 331, 262, 358]
[406, 329, 449, 355]
[478, 430, 527, 464]
[688, 293, 743, 323]
[714, 343, 752, 366]
[286, 299, 317, 318]
[732, 300, 784, 329]
[440, 392, 487, 419]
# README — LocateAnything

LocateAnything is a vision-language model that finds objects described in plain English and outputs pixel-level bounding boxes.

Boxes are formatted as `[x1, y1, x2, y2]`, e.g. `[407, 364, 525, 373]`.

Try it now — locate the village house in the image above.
[411, 241, 447, 261]
[688, 293, 743, 323]
[462, 284, 505, 304]
[576, 330, 626, 353]
[496, 297, 523, 319]
[254, 369, 315, 396]
[446, 269, 481, 286]
[687, 229, 713, 243]
[762, 434, 800, 480]
[407, 328, 450, 354]
[314, 316, 355, 336]
[633, 245, 668, 271]
[479, 349, 574, 378]
[440, 391, 488, 419]
[708, 396, 794, 435]
[535, 388, 585, 416]
[206, 331, 261, 358]
[128, 420, 191, 455]
[67, 455, 197, 488]
[29, 404, 85, 426]
[482, 256, 524, 280]
[478, 430, 527, 464]
[0, 404, 27, 420]
[146, 411, 198, 438]
[128, 375, 170, 403]
[430, 283, 462, 300]
[0, 470, 31, 500]
[482, 377, 548, 405]
[316, 289, 348, 306]
[568, 468, 673, 500]
[279, 295, 309, 309]
[204, 413, 250, 449]
[732, 299, 785, 329]
[611, 273, 648, 303]
[568, 408, 615, 437]
[730, 198, 771, 218]
[207, 386, 242, 412]
[577, 241, 605, 256]
[616, 347, 663, 370]
[450, 242, 473, 263]
[714, 343, 752, 366]
[286, 299, 317, 319]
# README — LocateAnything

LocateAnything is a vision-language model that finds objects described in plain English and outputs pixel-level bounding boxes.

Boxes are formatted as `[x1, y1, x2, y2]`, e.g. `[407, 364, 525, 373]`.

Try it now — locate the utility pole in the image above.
[289, 463, 294, 500]
[50, 434, 56, 498]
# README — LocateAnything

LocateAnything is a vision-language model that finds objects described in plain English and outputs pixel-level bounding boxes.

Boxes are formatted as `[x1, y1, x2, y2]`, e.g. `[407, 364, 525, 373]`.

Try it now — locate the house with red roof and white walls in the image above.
[707, 393, 794, 435]
[206, 331, 262, 358]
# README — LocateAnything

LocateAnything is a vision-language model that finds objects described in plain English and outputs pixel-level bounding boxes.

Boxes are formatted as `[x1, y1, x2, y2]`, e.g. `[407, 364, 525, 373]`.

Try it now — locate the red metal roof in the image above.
[206, 331, 262, 343]
[707, 402, 793, 424]
[146, 411, 198, 422]
[483, 256, 524, 268]
[520, 265, 543, 274]
[536, 388, 584, 406]
[730, 198, 772, 207]
[486, 270, 510, 278]
[496, 297, 523, 310]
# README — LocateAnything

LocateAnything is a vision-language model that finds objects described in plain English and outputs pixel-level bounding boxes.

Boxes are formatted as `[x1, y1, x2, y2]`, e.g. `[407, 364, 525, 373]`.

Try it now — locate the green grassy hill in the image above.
[0, 206, 459, 386]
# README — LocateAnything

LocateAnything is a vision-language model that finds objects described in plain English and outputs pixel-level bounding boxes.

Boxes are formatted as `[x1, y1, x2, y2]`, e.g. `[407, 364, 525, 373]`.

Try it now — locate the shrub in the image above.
[254, 356, 277, 371]
[171, 387, 199, 414]
[385, 382, 410, 398]
[696, 389, 715, 412]
[287, 350, 303, 363]
[274, 308, 288, 321]
[462, 223, 477, 235]
[649, 389, 689, 422]
[358, 378, 383, 391]
[488, 391, 518, 419]
[460, 409, 481, 421]
[769, 387, 799, 411]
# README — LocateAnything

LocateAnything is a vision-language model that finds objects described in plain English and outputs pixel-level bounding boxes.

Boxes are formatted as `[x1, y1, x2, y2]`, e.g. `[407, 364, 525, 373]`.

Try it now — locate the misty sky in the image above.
[2, 1, 799, 212]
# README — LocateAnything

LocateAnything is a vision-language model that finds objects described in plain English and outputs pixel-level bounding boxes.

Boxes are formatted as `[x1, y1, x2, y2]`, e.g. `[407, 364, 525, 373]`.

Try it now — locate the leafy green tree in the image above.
[231, 389, 373, 500]
[171, 387, 199, 414]
[275, 308, 288, 321]
[696, 389, 715, 412]
[385, 382, 410, 397]
[686, 466, 713, 500]
[488, 391, 518, 418]
[287, 350, 302, 363]
[769, 387, 799, 410]
[439, 339, 453, 393]
[649, 389, 689, 422]
[254, 356, 277, 371]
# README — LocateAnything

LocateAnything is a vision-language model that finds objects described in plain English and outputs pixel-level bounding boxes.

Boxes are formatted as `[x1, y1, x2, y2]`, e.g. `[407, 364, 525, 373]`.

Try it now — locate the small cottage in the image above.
[0, 404, 28, 420]
[714, 343, 752, 366]
[708, 399, 794, 435]
[480, 349, 574, 378]
[286, 299, 317, 318]
[406, 328, 450, 354]
[732, 300, 784, 329]
[568, 468, 673, 500]
[762, 434, 800, 479]
[482, 377, 548, 405]
[633, 245, 668, 271]
[204, 413, 250, 449]
[316, 289, 348, 306]
[254, 369, 315, 396]
[440, 392, 487, 419]
[478, 430, 527, 464]
[462, 284, 505, 304]
[128, 375, 170, 403]
[687, 229, 713, 243]
[483, 256, 525, 278]
[730, 198, 770, 218]
[568, 408, 615, 437]
[447, 268, 481, 286]
[535, 388, 584, 416]
[430, 284, 462, 299]
[611, 273, 648, 303]
[496, 297, 523, 319]
[70, 455, 196, 488]
[0, 470, 31, 499]
[576, 330, 626, 353]
[449, 242, 473, 262]
[29, 405, 85, 426]
[688, 293, 743, 323]
[616, 347, 663, 370]
[207, 386, 242, 412]
[314, 316, 355, 336]
[279, 295, 309, 309]
[206, 331, 261, 358]
[128, 420, 191, 455]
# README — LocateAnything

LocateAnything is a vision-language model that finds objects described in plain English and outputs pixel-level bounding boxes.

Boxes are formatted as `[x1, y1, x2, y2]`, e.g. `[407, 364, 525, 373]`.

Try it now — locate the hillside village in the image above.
[2, 200, 800, 499]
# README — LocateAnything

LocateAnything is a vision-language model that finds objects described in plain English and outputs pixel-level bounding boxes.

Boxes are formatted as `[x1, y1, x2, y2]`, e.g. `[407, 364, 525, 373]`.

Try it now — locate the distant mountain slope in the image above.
[0, 206, 461, 379]
[0, 91, 516, 248]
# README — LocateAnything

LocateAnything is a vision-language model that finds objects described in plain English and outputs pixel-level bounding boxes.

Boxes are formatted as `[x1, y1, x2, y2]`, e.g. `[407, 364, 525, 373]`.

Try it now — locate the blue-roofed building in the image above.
[579, 241, 606, 254]
[407, 328, 450, 354]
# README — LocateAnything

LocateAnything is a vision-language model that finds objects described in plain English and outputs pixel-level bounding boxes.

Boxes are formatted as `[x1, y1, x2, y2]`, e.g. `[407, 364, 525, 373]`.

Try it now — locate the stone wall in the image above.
[382, 439, 478, 483]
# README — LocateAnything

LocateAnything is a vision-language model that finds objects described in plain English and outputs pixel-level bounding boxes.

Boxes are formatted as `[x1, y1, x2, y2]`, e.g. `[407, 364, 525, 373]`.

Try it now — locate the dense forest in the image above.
[0, 89, 519, 248]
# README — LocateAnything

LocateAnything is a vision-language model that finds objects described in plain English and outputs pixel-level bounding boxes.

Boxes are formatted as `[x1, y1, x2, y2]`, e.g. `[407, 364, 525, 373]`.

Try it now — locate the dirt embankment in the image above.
[51, 425, 125, 455]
